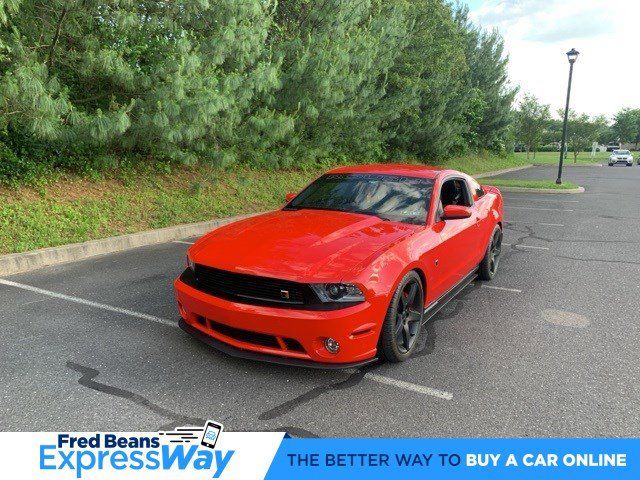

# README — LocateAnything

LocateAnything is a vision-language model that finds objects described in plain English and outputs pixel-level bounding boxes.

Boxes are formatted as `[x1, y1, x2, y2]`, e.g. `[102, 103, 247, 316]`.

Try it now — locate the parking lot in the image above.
[2, 164, 640, 437]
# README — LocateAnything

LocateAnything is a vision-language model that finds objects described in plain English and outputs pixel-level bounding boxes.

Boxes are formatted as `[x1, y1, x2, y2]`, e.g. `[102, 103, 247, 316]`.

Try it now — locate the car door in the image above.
[467, 177, 494, 265]
[425, 177, 477, 300]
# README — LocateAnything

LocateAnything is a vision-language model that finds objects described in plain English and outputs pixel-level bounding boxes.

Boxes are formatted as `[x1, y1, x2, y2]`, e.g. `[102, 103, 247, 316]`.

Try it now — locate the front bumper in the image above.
[174, 270, 383, 367]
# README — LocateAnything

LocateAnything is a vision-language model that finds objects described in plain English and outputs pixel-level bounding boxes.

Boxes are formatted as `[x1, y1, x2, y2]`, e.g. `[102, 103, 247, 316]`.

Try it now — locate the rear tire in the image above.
[478, 226, 503, 281]
[379, 271, 424, 362]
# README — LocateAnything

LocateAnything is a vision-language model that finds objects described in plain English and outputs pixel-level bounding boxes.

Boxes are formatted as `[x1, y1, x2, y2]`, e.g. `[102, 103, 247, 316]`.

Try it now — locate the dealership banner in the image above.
[1, 427, 639, 479]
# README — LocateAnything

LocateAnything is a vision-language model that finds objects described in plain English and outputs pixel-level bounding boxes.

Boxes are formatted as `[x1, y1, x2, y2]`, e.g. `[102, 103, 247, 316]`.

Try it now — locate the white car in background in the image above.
[608, 150, 634, 167]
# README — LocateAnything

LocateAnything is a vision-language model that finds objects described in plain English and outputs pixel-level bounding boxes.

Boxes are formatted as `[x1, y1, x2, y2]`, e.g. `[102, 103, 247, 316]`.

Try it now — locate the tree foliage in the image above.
[0, 0, 519, 181]
[561, 110, 608, 162]
[515, 94, 550, 159]
[612, 108, 640, 148]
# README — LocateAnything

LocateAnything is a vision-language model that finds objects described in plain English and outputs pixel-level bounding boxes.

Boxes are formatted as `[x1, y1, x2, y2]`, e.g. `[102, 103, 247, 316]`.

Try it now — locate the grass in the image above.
[0, 151, 582, 255]
[0, 165, 324, 255]
[480, 178, 579, 190]
[431, 152, 529, 174]
[514, 150, 608, 165]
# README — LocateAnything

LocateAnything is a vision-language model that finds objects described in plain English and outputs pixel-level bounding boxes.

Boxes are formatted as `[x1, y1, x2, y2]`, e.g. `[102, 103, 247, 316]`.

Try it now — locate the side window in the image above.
[469, 178, 485, 199]
[440, 179, 472, 208]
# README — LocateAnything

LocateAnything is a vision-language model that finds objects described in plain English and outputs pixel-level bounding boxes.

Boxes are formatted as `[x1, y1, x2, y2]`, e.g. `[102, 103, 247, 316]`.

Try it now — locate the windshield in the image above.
[285, 173, 434, 225]
[614, 150, 630, 155]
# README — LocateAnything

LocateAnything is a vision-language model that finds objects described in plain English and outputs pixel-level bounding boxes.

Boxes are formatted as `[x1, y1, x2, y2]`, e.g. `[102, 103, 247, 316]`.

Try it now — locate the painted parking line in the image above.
[364, 373, 453, 400]
[502, 243, 550, 250]
[505, 206, 574, 212]
[0, 279, 176, 328]
[506, 221, 564, 227]
[173, 240, 195, 245]
[0, 278, 453, 400]
[481, 285, 522, 293]
[503, 197, 580, 204]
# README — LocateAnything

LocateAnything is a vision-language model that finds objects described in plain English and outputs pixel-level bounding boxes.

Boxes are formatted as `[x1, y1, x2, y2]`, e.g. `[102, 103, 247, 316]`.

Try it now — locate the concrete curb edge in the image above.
[472, 164, 533, 179]
[1, 213, 259, 277]
[492, 185, 585, 194]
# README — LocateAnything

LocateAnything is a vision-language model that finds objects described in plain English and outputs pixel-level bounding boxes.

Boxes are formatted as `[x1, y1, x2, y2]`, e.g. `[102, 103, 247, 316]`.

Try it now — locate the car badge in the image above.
[280, 289, 290, 299]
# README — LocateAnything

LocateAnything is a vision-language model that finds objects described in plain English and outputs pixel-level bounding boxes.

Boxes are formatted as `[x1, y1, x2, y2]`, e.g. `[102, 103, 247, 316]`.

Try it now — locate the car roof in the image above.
[327, 163, 459, 180]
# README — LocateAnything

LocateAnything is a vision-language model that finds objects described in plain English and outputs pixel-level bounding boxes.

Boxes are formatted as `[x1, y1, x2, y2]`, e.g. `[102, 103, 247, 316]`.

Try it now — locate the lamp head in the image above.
[566, 48, 579, 64]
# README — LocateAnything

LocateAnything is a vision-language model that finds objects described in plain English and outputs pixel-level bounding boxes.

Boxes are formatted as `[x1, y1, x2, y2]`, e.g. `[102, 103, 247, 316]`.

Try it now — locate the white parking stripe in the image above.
[506, 221, 564, 227]
[481, 285, 522, 293]
[173, 240, 195, 245]
[364, 373, 453, 400]
[0, 279, 176, 328]
[504, 198, 580, 204]
[1, 279, 455, 400]
[506, 206, 574, 212]
[502, 243, 550, 250]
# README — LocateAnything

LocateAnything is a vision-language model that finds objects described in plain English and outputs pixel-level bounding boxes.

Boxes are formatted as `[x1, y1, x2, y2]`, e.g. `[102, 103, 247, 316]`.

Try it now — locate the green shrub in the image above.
[0, 141, 45, 186]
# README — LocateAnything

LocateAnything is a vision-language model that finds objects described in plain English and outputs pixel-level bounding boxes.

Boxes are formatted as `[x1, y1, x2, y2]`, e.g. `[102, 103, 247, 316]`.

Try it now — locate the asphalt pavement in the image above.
[2, 164, 640, 437]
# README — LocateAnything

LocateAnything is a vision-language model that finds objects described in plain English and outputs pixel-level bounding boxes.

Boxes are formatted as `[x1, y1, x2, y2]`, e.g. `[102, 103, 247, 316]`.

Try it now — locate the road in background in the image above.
[2, 165, 639, 437]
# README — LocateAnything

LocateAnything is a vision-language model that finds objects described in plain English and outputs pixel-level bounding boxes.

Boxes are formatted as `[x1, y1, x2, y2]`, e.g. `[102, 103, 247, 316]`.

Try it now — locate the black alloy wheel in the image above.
[394, 280, 423, 353]
[379, 271, 425, 362]
[478, 225, 503, 281]
[488, 228, 503, 275]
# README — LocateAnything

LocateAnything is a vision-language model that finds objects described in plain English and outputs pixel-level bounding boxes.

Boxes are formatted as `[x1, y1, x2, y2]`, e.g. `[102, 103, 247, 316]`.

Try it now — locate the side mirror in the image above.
[285, 192, 297, 203]
[441, 205, 472, 220]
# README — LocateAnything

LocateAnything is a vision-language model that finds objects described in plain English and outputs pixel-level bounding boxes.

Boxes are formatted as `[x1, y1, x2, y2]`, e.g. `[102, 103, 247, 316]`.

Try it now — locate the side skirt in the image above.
[422, 269, 478, 325]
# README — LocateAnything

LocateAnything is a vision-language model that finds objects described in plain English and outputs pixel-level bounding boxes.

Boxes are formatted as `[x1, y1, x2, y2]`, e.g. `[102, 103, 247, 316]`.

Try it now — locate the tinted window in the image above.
[440, 179, 472, 207]
[468, 178, 485, 198]
[286, 173, 434, 225]
[614, 150, 630, 155]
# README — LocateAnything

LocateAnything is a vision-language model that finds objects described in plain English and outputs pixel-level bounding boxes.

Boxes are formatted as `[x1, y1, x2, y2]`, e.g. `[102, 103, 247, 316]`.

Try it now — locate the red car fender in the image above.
[481, 184, 504, 224]
[353, 233, 430, 310]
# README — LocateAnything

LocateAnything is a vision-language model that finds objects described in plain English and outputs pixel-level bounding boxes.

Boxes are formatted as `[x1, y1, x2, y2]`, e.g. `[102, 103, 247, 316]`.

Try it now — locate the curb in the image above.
[533, 162, 603, 168]
[0, 213, 260, 277]
[473, 164, 533, 179]
[495, 186, 585, 194]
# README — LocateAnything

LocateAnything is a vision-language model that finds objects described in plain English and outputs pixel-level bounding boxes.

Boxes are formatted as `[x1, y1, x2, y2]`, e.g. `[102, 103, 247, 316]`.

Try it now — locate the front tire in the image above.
[379, 271, 424, 362]
[478, 226, 503, 281]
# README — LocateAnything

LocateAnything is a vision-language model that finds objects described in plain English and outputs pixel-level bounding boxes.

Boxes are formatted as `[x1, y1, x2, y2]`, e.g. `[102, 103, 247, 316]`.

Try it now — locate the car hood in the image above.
[190, 210, 419, 282]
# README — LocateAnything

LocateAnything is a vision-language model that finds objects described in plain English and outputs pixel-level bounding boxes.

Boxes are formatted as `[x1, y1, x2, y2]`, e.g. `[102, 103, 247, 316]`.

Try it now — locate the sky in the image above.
[465, 0, 640, 119]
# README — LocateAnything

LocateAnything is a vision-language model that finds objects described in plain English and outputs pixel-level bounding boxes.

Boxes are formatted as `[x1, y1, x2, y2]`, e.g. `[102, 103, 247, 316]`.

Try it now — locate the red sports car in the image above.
[175, 164, 503, 368]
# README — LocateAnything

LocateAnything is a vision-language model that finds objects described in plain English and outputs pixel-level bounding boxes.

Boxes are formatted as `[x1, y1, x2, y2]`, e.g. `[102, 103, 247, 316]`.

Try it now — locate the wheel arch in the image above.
[411, 267, 427, 301]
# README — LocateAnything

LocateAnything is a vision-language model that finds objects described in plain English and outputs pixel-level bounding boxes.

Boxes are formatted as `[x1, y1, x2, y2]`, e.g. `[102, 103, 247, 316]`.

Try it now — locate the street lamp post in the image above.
[556, 48, 579, 184]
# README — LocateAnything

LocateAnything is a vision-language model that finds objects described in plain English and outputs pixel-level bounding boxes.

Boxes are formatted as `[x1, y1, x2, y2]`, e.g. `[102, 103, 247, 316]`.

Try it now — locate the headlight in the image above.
[186, 254, 195, 271]
[310, 283, 365, 303]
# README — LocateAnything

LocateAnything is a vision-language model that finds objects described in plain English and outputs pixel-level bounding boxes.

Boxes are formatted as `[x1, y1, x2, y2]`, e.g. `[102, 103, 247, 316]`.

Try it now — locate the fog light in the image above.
[324, 337, 340, 354]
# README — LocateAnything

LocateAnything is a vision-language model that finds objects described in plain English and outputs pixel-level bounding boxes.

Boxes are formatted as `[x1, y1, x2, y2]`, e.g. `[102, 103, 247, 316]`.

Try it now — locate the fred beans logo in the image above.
[39, 422, 232, 479]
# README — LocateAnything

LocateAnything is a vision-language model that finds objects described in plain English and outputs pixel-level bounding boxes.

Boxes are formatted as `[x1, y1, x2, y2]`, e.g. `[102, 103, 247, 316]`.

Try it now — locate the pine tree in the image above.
[0, 0, 282, 164]
[265, 0, 410, 166]
[384, 0, 470, 159]
[455, 5, 518, 152]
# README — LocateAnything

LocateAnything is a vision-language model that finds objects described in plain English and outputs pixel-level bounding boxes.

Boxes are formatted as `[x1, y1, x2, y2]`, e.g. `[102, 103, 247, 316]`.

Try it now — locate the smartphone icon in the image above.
[200, 420, 223, 449]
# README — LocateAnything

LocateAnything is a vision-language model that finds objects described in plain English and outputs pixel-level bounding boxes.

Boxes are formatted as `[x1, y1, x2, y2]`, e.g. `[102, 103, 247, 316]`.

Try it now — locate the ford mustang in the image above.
[175, 164, 504, 368]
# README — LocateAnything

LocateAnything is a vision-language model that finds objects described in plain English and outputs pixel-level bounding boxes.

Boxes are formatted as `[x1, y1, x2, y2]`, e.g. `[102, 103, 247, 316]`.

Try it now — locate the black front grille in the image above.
[208, 319, 281, 349]
[193, 264, 312, 306]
